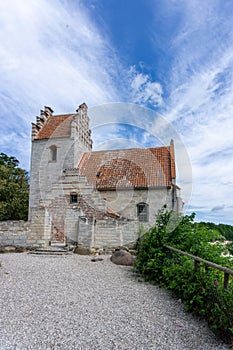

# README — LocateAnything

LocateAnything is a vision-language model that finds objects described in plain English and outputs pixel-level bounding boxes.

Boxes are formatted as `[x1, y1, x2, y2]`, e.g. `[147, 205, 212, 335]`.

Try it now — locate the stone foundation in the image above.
[0, 218, 140, 250]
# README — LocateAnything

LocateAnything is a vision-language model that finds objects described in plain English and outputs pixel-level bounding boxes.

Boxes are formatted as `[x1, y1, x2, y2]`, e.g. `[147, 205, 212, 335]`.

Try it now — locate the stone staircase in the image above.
[59, 170, 107, 213]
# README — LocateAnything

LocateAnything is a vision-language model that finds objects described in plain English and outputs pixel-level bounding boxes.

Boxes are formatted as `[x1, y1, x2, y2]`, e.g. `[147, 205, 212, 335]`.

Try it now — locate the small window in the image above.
[50, 145, 57, 162]
[137, 202, 148, 222]
[70, 193, 78, 204]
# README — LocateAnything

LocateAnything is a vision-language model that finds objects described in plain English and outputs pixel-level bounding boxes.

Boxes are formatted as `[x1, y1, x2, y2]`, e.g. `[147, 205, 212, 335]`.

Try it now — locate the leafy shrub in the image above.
[227, 243, 233, 255]
[135, 207, 233, 344]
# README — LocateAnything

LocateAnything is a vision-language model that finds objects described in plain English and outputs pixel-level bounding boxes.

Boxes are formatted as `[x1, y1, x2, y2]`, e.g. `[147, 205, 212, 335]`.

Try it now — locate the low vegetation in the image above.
[135, 207, 233, 345]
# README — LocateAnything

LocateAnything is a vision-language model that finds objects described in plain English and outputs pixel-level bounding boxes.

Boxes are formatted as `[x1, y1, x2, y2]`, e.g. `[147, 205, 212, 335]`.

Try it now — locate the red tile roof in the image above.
[78, 145, 176, 190]
[34, 114, 75, 140]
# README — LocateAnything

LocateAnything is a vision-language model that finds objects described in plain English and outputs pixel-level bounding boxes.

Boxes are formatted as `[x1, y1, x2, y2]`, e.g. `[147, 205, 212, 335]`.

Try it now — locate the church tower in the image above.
[28, 103, 92, 245]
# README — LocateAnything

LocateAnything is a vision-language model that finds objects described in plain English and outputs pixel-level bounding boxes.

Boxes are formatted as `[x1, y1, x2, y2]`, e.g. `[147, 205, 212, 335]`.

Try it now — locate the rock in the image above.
[90, 247, 104, 255]
[3, 246, 17, 252]
[114, 246, 129, 252]
[15, 246, 26, 253]
[128, 249, 137, 256]
[66, 244, 77, 252]
[0, 246, 26, 253]
[73, 246, 90, 255]
[89, 247, 97, 255]
[110, 249, 136, 266]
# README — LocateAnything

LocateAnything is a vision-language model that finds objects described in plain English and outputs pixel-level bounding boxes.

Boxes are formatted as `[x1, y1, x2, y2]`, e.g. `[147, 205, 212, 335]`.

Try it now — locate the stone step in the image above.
[28, 251, 72, 256]
[28, 246, 72, 256]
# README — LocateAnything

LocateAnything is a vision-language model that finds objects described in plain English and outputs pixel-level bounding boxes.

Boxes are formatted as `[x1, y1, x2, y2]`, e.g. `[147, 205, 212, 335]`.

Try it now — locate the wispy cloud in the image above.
[154, 0, 233, 223]
[211, 205, 225, 213]
[0, 0, 122, 167]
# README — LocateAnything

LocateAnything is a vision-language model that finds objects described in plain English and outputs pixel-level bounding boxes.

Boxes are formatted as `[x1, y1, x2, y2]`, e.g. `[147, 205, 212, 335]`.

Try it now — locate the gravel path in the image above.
[0, 253, 229, 350]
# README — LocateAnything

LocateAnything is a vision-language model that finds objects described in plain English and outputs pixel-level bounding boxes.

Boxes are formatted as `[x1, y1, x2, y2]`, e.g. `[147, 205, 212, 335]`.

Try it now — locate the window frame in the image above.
[70, 193, 78, 204]
[137, 202, 149, 222]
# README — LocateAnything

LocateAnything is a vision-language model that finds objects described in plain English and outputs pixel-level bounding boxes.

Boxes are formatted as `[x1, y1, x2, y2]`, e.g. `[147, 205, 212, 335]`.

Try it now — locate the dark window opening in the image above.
[50, 146, 57, 162]
[70, 193, 78, 204]
[137, 202, 148, 222]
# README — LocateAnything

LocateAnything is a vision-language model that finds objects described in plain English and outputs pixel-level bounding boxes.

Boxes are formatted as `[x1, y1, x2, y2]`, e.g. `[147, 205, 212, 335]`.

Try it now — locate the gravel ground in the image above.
[0, 253, 229, 350]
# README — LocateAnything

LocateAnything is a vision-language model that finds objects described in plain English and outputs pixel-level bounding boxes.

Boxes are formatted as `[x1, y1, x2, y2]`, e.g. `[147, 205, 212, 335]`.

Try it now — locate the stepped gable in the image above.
[78, 142, 176, 190]
[34, 114, 75, 140]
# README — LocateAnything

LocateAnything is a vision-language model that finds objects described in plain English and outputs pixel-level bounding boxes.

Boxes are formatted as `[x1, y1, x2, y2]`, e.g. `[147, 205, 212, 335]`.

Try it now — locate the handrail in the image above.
[164, 245, 233, 290]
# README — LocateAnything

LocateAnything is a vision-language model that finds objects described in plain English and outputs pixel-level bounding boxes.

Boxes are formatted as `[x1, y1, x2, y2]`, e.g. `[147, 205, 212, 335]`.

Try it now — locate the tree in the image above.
[194, 221, 233, 241]
[0, 153, 29, 221]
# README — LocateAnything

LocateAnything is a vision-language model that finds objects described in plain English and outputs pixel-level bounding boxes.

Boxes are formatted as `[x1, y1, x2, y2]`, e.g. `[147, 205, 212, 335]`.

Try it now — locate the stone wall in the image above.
[0, 221, 29, 247]
[28, 208, 52, 247]
[0, 216, 52, 248]
[78, 217, 94, 248]
[99, 187, 175, 223]
[94, 219, 139, 249]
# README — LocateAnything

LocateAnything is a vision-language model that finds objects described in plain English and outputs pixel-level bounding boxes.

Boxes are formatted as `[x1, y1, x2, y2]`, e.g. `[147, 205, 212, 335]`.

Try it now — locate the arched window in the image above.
[137, 202, 149, 222]
[50, 145, 57, 162]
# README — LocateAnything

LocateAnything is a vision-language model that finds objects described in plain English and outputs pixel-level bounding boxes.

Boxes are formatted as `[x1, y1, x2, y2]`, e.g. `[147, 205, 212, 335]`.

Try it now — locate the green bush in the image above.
[135, 207, 233, 345]
[227, 243, 233, 255]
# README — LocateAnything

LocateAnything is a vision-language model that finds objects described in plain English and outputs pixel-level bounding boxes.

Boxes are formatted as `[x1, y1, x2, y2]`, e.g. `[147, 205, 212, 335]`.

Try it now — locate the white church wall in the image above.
[98, 187, 175, 223]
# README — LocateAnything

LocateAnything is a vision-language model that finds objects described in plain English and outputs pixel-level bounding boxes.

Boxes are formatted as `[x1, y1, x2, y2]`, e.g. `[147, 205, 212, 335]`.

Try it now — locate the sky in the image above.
[0, 0, 233, 225]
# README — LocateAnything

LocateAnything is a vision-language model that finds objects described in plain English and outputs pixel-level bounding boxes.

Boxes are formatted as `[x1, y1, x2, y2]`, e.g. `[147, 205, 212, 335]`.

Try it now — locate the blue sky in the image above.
[0, 0, 233, 225]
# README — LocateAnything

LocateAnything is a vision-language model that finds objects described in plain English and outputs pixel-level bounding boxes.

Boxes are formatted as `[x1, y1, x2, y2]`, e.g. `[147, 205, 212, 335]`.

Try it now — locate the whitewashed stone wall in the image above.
[29, 137, 78, 219]
[99, 187, 176, 223]
[28, 208, 52, 247]
[94, 220, 139, 249]
[0, 218, 52, 248]
[0, 221, 29, 246]
[78, 217, 95, 248]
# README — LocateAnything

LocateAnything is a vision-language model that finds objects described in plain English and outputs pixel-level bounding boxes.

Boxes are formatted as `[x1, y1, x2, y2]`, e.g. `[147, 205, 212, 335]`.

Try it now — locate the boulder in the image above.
[73, 246, 90, 255]
[110, 249, 136, 266]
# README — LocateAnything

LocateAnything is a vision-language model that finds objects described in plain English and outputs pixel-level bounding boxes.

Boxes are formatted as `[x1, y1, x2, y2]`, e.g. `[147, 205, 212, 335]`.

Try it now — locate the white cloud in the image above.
[129, 67, 163, 106]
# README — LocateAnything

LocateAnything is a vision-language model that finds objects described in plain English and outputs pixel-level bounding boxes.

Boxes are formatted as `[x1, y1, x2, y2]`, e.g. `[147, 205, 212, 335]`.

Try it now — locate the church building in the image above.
[28, 103, 182, 250]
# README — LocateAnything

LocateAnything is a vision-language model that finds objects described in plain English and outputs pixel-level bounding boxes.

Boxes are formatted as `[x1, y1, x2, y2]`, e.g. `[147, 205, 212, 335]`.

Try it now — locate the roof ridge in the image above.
[86, 145, 167, 154]
[51, 113, 76, 118]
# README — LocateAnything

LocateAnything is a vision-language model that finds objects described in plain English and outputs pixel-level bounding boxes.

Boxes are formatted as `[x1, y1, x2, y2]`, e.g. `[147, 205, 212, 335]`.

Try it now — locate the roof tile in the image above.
[78, 146, 176, 190]
[34, 114, 75, 140]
